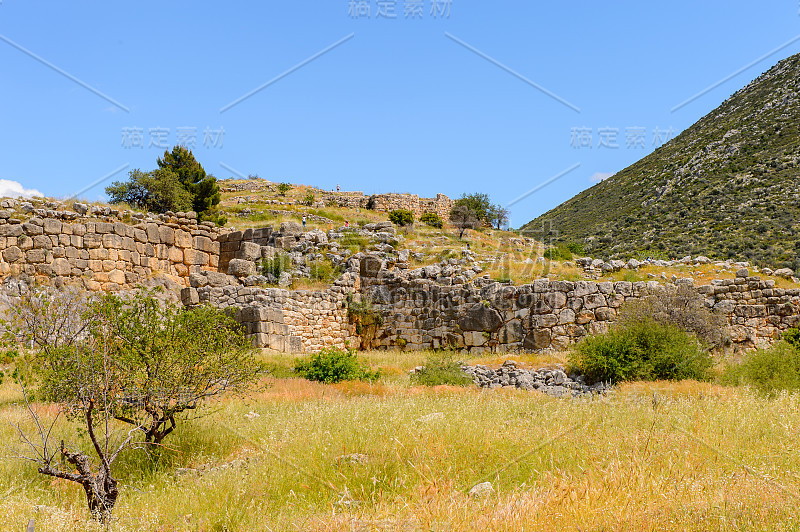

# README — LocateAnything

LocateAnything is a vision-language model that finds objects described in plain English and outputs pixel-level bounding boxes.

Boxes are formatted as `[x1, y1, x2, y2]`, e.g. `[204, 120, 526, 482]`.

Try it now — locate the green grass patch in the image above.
[721, 341, 800, 394]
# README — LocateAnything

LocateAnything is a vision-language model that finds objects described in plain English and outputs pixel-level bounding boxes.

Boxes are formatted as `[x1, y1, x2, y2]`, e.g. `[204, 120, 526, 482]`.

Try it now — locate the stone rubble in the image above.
[461, 360, 610, 397]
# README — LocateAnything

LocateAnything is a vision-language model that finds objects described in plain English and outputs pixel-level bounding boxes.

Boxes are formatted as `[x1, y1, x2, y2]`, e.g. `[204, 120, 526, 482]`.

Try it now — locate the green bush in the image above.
[545, 245, 573, 261]
[389, 209, 414, 227]
[294, 346, 380, 384]
[277, 183, 291, 196]
[410, 352, 473, 387]
[307, 259, 341, 283]
[783, 327, 800, 349]
[568, 319, 713, 384]
[301, 191, 315, 206]
[566, 242, 585, 256]
[721, 341, 800, 393]
[420, 212, 443, 229]
[261, 252, 292, 280]
[347, 294, 383, 334]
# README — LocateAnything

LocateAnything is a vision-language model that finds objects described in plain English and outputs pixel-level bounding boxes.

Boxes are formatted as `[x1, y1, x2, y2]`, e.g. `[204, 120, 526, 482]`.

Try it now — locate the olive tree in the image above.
[449, 204, 480, 239]
[7, 287, 262, 520]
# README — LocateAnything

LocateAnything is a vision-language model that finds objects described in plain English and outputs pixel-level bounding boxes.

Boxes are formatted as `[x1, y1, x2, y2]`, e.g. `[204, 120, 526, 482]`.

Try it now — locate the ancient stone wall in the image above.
[186, 267, 362, 352]
[1, 198, 795, 355]
[180, 251, 800, 354]
[358, 263, 798, 353]
[320, 192, 453, 222]
[0, 202, 223, 290]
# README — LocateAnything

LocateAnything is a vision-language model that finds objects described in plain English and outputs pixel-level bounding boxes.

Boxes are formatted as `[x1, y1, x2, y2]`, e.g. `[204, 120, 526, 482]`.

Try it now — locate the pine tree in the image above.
[156, 145, 224, 224]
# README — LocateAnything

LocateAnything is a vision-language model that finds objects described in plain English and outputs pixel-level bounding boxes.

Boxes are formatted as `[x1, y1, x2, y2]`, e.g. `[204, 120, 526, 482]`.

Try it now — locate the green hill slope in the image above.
[522, 52, 800, 269]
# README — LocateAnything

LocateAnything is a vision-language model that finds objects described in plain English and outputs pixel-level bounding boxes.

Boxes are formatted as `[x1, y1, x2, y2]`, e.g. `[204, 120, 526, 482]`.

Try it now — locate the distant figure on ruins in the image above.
[345, 220, 350, 228]
[337, 184, 340, 192]
[302, 215, 307, 229]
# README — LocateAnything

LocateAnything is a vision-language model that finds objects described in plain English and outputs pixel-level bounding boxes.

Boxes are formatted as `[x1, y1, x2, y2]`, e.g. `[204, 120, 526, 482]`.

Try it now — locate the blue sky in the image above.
[1, 1, 798, 227]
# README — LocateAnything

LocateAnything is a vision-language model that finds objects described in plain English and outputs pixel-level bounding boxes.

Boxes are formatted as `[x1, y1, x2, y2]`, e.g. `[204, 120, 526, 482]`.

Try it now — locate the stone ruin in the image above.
[0, 197, 795, 354]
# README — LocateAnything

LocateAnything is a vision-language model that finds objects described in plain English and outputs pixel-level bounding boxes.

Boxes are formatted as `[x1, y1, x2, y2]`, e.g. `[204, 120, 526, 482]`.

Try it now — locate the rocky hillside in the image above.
[522, 52, 800, 269]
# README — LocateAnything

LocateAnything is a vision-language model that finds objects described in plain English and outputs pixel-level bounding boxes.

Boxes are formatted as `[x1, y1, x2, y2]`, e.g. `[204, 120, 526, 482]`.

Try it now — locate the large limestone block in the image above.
[43, 218, 62, 234]
[280, 221, 303, 236]
[227, 258, 256, 278]
[146, 223, 161, 244]
[52, 258, 71, 276]
[159, 226, 175, 245]
[458, 303, 503, 332]
[522, 329, 551, 350]
[184, 249, 210, 266]
[3, 246, 22, 263]
[236, 241, 262, 262]
[174, 229, 192, 248]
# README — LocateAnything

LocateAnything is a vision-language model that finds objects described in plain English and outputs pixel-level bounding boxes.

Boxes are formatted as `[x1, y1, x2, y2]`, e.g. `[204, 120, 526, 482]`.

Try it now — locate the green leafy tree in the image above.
[389, 209, 414, 226]
[420, 212, 444, 229]
[489, 205, 510, 230]
[449, 204, 480, 239]
[157, 145, 224, 224]
[454, 193, 493, 224]
[11, 288, 262, 444]
[277, 183, 292, 196]
[7, 288, 262, 520]
[107, 146, 226, 225]
[106, 168, 192, 213]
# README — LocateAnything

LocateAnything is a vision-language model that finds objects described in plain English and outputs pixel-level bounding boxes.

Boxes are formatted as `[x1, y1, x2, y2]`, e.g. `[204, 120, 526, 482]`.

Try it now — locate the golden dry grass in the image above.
[1, 355, 799, 531]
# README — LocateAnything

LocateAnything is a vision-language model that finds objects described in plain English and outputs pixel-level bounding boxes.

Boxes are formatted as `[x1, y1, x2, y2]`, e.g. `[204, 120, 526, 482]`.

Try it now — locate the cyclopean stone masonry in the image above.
[0, 202, 223, 290]
[0, 196, 796, 354]
[181, 251, 800, 353]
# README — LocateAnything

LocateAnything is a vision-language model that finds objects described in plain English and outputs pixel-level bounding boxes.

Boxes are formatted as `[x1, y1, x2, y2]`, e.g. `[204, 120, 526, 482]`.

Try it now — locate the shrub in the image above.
[545, 244, 573, 261]
[261, 252, 292, 280]
[301, 191, 315, 206]
[783, 327, 800, 349]
[389, 209, 414, 227]
[277, 183, 291, 196]
[347, 293, 384, 348]
[566, 242, 585, 255]
[307, 259, 341, 283]
[420, 212, 443, 229]
[340, 233, 370, 253]
[568, 319, 713, 384]
[411, 352, 473, 387]
[294, 346, 379, 384]
[721, 341, 800, 393]
[617, 285, 729, 349]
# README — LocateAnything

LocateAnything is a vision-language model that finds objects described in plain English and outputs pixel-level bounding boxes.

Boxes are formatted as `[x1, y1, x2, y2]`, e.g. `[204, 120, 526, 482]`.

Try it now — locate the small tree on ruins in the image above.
[7, 287, 262, 521]
[449, 204, 480, 239]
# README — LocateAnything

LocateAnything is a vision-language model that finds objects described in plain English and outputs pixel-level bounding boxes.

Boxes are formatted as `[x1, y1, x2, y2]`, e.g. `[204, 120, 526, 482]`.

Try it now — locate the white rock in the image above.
[468, 481, 494, 497]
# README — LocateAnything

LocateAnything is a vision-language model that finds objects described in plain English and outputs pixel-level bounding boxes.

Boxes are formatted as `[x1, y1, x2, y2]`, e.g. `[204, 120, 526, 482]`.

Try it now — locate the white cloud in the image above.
[590, 172, 614, 183]
[0, 179, 44, 198]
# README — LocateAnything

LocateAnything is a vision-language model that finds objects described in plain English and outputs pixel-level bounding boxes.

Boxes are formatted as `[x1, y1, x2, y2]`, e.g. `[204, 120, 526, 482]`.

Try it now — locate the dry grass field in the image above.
[1, 350, 798, 531]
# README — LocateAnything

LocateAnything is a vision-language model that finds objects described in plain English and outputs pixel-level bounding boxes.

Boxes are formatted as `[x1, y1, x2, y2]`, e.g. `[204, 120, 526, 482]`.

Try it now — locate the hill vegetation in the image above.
[522, 52, 800, 269]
